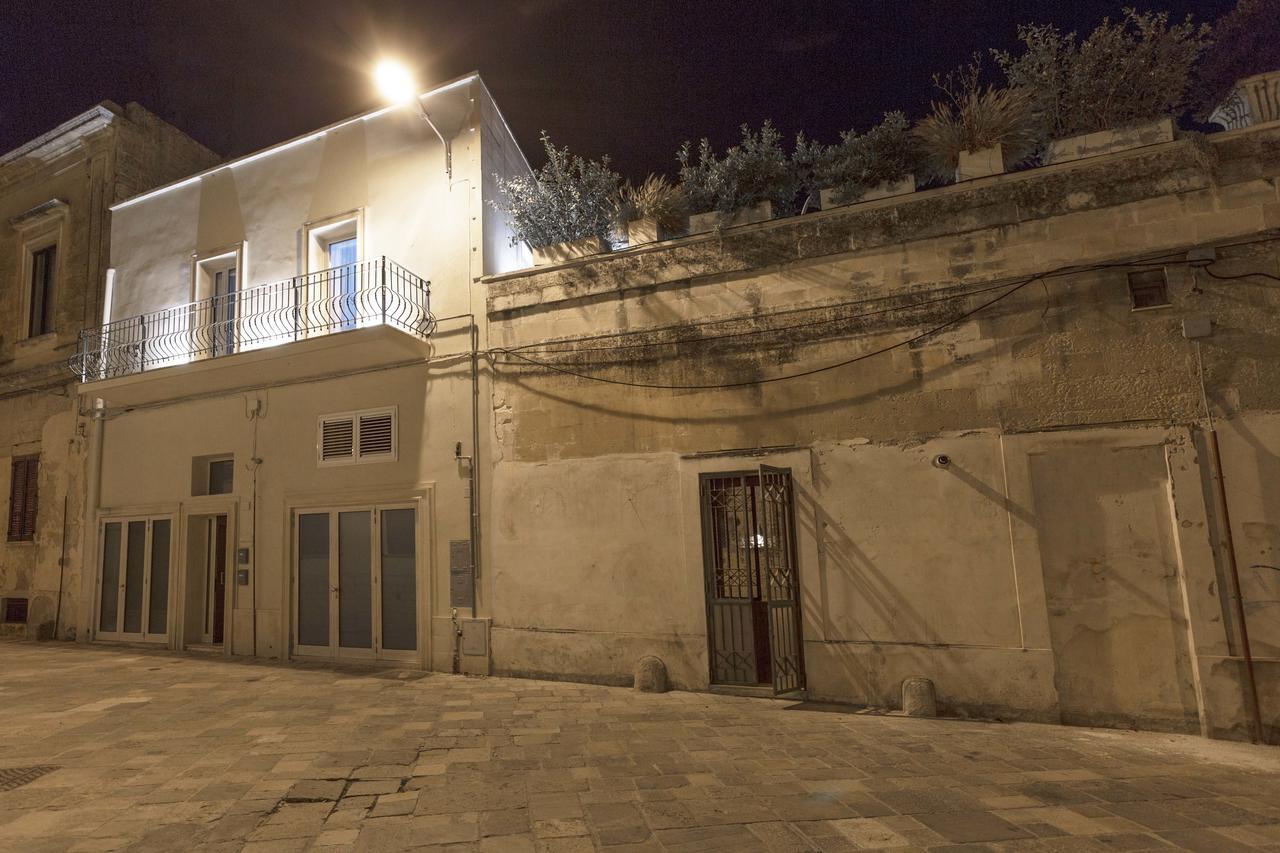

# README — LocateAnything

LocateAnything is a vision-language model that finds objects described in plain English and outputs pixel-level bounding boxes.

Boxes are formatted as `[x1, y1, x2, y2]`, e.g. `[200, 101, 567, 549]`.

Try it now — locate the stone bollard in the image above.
[902, 677, 937, 717]
[634, 656, 669, 693]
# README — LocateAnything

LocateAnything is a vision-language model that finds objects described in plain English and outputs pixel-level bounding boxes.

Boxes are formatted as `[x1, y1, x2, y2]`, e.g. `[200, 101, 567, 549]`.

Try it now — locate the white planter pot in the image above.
[819, 174, 916, 209]
[687, 200, 773, 234]
[1043, 117, 1175, 165]
[1210, 70, 1280, 130]
[531, 235, 606, 267]
[955, 144, 1005, 182]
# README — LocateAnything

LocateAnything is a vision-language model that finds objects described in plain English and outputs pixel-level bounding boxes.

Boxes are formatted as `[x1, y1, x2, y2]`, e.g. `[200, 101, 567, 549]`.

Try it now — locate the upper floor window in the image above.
[28, 245, 56, 337]
[7, 455, 39, 541]
[12, 199, 67, 342]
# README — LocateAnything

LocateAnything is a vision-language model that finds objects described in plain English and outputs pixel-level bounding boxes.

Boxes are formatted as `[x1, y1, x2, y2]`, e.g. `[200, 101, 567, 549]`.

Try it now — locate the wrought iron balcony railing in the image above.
[71, 257, 434, 382]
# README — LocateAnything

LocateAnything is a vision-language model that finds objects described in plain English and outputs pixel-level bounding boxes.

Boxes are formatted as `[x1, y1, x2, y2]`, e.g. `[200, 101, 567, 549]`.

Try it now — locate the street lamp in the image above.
[374, 58, 452, 179]
[374, 59, 416, 104]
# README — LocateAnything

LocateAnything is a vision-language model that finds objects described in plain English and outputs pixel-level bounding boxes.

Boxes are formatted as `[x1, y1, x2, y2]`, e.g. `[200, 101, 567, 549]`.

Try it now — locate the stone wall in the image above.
[0, 103, 218, 640]
[480, 123, 1280, 741]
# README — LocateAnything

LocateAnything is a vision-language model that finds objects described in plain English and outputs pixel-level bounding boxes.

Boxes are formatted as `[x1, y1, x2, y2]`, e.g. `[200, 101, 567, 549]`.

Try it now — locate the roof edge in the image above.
[110, 71, 483, 213]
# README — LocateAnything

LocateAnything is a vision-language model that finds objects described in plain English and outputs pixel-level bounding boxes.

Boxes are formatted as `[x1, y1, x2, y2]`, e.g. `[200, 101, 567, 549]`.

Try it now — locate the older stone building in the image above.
[481, 121, 1280, 743]
[61, 84, 1280, 744]
[0, 102, 219, 639]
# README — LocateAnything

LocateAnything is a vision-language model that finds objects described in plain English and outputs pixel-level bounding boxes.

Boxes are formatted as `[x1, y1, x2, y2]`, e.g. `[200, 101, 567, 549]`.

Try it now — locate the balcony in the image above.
[72, 257, 435, 406]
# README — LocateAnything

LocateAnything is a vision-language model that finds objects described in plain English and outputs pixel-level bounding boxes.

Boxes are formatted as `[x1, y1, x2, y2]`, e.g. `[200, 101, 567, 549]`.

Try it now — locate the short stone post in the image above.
[902, 677, 937, 717]
[634, 656, 668, 693]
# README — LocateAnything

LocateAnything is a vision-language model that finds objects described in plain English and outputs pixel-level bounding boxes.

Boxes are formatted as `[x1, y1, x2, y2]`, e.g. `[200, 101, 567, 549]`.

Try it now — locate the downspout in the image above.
[55, 493, 68, 639]
[1206, 428, 1264, 743]
[78, 398, 105, 643]
[1197, 340, 1264, 743]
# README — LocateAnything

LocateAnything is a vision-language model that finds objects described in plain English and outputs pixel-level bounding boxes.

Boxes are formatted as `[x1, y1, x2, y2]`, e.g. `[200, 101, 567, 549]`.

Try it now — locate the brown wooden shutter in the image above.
[7, 456, 39, 541]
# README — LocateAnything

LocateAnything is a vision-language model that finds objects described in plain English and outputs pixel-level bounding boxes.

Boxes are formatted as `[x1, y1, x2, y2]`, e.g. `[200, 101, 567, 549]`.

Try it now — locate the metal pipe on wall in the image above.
[1206, 427, 1265, 744]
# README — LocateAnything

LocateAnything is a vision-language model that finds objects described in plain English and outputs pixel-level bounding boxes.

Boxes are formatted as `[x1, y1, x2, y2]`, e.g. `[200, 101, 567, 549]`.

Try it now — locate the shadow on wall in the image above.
[1030, 443, 1201, 733]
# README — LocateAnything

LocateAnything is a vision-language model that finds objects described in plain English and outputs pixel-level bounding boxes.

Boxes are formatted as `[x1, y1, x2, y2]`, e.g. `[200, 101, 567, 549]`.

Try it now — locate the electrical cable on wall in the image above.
[485, 234, 1280, 392]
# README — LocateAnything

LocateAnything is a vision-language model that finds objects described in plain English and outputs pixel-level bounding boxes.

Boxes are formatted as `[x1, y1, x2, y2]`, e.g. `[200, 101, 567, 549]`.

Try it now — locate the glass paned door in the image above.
[328, 237, 358, 330]
[338, 511, 373, 651]
[212, 264, 237, 356]
[380, 508, 417, 651]
[296, 513, 330, 650]
[97, 516, 172, 642]
[293, 504, 418, 662]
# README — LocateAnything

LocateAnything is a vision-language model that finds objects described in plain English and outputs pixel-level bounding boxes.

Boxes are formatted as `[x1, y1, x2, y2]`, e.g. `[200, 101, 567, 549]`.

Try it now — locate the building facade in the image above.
[480, 122, 1280, 743]
[65, 83, 1280, 744]
[0, 102, 218, 639]
[73, 75, 527, 670]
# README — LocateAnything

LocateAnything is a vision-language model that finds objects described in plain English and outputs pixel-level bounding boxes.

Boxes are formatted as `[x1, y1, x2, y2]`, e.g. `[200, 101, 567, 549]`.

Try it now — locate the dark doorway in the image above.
[699, 466, 805, 694]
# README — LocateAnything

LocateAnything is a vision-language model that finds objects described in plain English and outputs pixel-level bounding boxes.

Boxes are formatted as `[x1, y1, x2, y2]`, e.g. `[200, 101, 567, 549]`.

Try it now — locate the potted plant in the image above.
[491, 131, 621, 266]
[619, 175, 688, 246]
[995, 10, 1210, 164]
[815, 112, 920, 209]
[913, 58, 1041, 183]
[1191, 0, 1280, 129]
[679, 121, 799, 233]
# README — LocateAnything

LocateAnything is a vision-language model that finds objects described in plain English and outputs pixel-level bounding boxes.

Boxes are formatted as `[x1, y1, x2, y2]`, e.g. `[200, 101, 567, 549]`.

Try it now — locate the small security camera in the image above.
[932, 454, 951, 469]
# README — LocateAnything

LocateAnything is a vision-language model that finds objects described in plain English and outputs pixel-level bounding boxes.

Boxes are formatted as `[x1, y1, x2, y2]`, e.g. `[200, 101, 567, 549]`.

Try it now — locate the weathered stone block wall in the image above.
[0, 103, 218, 640]
[480, 125, 1280, 739]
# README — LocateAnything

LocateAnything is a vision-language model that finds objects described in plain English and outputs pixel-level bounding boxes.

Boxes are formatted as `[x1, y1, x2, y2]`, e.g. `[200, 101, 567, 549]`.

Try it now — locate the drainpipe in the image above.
[1206, 427, 1264, 744]
[77, 398, 105, 643]
[1195, 340, 1264, 743]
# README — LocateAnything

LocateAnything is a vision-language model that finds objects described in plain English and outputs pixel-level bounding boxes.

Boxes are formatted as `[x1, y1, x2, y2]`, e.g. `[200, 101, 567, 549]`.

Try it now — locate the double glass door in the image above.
[98, 517, 172, 642]
[294, 505, 418, 662]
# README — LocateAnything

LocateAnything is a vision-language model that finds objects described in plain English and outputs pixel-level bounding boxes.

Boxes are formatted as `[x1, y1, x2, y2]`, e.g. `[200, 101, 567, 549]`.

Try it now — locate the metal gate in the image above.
[699, 466, 805, 694]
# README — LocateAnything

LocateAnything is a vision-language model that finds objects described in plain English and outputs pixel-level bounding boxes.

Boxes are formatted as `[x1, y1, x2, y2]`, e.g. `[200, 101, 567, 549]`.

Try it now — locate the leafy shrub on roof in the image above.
[491, 132, 621, 249]
[994, 8, 1211, 139]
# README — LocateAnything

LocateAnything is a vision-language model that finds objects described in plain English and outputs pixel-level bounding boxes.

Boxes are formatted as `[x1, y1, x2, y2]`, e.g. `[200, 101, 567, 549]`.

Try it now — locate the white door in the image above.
[294, 505, 418, 662]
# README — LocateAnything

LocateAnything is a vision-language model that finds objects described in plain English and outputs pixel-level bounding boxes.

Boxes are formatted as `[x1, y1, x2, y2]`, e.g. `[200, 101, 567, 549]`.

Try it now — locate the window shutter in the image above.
[7, 457, 38, 541]
[319, 417, 355, 463]
[358, 411, 395, 459]
[22, 460, 38, 539]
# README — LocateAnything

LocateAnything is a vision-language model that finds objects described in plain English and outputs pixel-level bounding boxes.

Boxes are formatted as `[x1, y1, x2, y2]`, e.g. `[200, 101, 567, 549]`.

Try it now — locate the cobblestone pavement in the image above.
[2, 643, 1280, 852]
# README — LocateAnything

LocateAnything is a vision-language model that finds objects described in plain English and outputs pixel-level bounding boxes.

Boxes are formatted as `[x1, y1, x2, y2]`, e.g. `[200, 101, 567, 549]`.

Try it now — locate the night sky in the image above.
[2, 0, 1233, 181]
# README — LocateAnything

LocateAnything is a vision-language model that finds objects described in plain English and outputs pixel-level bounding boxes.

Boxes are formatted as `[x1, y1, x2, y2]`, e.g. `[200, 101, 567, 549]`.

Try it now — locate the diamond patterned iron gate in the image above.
[699, 466, 805, 694]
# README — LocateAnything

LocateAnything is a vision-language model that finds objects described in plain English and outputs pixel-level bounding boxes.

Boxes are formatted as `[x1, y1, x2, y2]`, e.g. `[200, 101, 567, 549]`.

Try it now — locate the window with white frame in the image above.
[304, 211, 363, 333]
[318, 407, 397, 466]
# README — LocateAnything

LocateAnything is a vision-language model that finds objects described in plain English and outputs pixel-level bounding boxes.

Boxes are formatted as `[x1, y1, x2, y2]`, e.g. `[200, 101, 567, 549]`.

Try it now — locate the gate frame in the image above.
[697, 466, 806, 695]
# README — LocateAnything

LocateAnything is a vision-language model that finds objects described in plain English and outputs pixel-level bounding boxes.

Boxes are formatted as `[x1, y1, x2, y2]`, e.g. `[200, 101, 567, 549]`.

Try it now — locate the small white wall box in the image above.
[1183, 316, 1213, 339]
[460, 618, 489, 656]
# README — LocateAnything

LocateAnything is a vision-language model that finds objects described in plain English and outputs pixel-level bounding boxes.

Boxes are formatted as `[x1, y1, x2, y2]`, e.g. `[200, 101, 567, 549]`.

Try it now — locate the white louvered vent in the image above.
[318, 407, 396, 466]
[358, 411, 395, 459]
[319, 417, 355, 463]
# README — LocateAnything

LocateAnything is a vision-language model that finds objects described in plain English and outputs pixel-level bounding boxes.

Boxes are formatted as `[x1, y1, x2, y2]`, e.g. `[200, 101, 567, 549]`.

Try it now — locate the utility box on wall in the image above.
[460, 617, 490, 675]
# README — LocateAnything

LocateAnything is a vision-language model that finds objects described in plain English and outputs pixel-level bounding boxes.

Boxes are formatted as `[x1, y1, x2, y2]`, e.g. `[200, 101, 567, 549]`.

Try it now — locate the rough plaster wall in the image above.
[488, 453, 708, 688]
[1031, 444, 1200, 731]
[1217, 414, 1280, 658]
[0, 394, 83, 639]
[477, 127, 1280, 734]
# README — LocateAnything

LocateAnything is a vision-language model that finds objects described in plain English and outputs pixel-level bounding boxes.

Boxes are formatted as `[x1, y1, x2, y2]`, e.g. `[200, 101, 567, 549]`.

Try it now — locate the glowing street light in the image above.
[372, 58, 452, 179]
[374, 59, 416, 104]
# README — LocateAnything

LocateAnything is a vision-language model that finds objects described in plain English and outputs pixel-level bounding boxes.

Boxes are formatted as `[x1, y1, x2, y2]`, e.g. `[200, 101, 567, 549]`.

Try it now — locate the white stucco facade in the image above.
[78, 74, 528, 670]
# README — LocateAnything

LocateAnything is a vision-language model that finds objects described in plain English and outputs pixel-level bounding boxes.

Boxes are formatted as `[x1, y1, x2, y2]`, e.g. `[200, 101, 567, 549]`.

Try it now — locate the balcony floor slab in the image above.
[79, 324, 432, 407]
